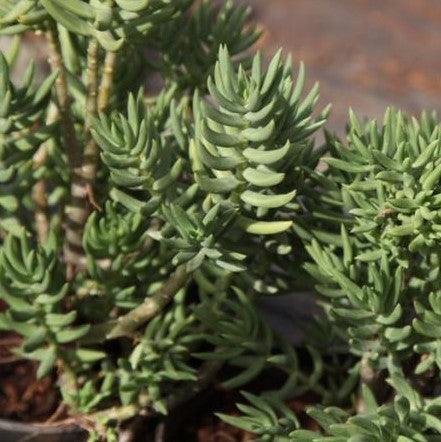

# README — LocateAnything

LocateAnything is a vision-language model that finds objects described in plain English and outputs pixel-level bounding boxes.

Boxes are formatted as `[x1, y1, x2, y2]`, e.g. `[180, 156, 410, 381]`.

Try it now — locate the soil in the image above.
[0, 325, 322, 441]
[189, 393, 321, 442]
[0, 333, 60, 423]
[162, 367, 322, 442]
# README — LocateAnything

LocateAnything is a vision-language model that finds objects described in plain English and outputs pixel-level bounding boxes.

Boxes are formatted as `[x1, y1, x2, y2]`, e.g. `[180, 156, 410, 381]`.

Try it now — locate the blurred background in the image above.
[246, 0, 441, 134]
[4, 0, 440, 136]
[248, 0, 441, 340]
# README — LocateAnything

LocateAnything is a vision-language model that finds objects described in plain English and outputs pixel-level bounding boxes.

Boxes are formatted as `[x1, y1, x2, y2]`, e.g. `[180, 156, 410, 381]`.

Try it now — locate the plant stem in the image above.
[107, 265, 189, 339]
[97, 51, 117, 112]
[88, 404, 140, 424]
[32, 154, 49, 244]
[81, 266, 189, 342]
[32, 180, 49, 244]
[46, 24, 87, 279]
[82, 39, 100, 204]
[84, 362, 220, 433]
[32, 104, 58, 244]
[82, 47, 116, 208]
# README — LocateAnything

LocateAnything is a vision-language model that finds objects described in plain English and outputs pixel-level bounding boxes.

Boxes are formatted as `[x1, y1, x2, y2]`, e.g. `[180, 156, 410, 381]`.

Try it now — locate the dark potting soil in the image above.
[160, 388, 321, 442]
[161, 365, 321, 442]
[0, 332, 60, 423]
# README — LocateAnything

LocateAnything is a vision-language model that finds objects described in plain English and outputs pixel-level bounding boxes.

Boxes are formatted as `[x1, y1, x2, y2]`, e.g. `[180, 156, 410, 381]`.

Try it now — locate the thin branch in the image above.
[106, 265, 189, 339]
[85, 40, 99, 132]
[45, 24, 87, 279]
[81, 265, 189, 343]
[97, 51, 117, 112]
[32, 164, 49, 244]
[87, 404, 140, 424]
[32, 104, 58, 244]
[45, 24, 82, 172]
[81, 47, 117, 213]
[82, 39, 100, 204]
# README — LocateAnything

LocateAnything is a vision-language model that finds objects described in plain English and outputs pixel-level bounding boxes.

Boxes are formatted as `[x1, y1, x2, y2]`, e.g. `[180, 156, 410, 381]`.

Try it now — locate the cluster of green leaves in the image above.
[225, 376, 441, 441]
[92, 87, 185, 212]
[296, 109, 441, 371]
[305, 233, 411, 364]
[295, 366, 441, 441]
[321, 109, 441, 255]
[217, 109, 441, 439]
[218, 392, 300, 442]
[81, 201, 155, 315]
[0, 230, 104, 378]
[192, 45, 329, 236]
[194, 287, 274, 389]
[90, 47, 327, 287]
[3, 0, 441, 440]
[0, 0, 191, 50]
[117, 289, 201, 414]
[0, 52, 57, 232]
[151, 0, 260, 90]
[157, 202, 246, 272]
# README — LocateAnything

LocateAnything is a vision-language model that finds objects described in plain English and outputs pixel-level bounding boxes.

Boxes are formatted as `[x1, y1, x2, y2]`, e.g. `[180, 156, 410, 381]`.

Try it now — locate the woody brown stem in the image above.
[82, 47, 116, 210]
[32, 179, 48, 243]
[82, 39, 100, 196]
[106, 265, 189, 339]
[80, 266, 189, 343]
[46, 24, 87, 279]
[32, 104, 58, 244]
[97, 51, 117, 112]
[356, 356, 386, 413]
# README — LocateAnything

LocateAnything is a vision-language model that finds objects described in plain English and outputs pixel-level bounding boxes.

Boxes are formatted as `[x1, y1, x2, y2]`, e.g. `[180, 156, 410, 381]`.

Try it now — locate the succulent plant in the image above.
[2, 1, 441, 440]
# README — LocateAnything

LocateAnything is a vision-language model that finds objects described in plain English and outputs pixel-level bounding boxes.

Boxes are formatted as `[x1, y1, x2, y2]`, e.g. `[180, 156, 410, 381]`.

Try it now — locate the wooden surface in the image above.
[247, 0, 441, 133]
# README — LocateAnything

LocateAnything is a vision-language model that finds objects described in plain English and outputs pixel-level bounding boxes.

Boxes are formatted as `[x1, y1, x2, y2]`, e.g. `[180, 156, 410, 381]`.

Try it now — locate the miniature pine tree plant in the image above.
[0, 0, 330, 438]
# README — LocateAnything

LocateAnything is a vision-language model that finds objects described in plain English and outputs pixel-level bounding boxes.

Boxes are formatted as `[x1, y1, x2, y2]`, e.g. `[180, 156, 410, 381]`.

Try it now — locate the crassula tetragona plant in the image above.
[2, 0, 441, 441]
[0, 0, 330, 439]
